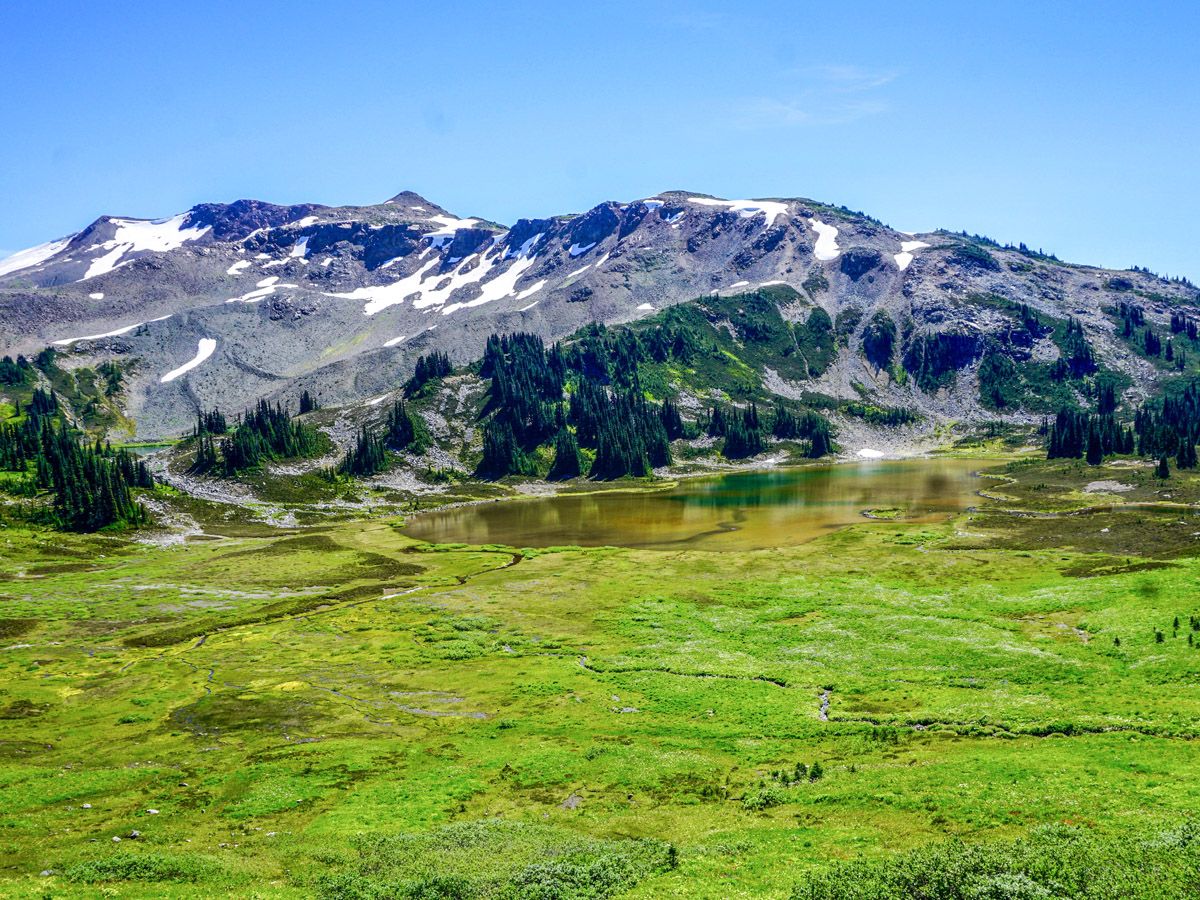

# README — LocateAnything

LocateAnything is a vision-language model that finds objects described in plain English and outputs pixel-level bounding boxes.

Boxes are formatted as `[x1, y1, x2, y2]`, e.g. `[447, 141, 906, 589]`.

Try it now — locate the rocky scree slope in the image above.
[1, 189, 1196, 439]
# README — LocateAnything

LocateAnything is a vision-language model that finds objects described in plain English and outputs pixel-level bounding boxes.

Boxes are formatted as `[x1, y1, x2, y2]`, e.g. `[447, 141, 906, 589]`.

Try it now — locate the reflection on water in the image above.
[404, 458, 987, 550]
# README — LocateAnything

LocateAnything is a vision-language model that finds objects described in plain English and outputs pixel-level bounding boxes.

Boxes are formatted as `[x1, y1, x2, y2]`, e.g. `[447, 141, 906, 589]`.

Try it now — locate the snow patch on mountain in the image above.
[568, 241, 596, 257]
[334, 258, 439, 315]
[342, 234, 542, 317]
[161, 338, 217, 382]
[226, 278, 297, 304]
[54, 322, 142, 345]
[410, 253, 502, 311]
[688, 197, 789, 227]
[0, 238, 72, 277]
[425, 215, 480, 248]
[80, 214, 211, 281]
[516, 280, 545, 301]
[504, 233, 542, 260]
[442, 251, 539, 315]
[809, 219, 840, 261]
[893, 240, 931, 271]
[226, 260, 251, 275]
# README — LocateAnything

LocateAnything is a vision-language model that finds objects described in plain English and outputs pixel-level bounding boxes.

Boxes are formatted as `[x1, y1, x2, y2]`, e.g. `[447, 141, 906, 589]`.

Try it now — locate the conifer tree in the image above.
[385, 400, 421, 452]
[1157, 455, 1171, 478]
[547, 428, 582, 480]
[339, 426, 387, 477]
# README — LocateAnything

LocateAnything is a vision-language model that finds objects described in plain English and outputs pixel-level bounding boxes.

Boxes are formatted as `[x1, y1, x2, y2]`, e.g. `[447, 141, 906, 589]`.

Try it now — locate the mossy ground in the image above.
[1, 459, 1199, 896]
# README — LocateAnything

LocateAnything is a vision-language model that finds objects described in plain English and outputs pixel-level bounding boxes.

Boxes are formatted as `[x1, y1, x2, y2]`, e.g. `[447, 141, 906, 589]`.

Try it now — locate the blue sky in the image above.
[1, 1, 1196, 278]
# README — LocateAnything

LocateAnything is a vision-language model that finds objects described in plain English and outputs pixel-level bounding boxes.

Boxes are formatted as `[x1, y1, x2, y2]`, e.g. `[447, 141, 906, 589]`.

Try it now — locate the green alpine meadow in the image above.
[4, 287, 1200, 896]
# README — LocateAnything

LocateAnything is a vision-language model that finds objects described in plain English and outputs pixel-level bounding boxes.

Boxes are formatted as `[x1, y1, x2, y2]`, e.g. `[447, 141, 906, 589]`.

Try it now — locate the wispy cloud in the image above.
[734, 65, 899, 129]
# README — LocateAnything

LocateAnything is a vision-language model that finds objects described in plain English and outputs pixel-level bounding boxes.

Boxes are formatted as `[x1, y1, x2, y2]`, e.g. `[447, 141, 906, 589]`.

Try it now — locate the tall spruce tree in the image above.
[547, 428, 582, 480]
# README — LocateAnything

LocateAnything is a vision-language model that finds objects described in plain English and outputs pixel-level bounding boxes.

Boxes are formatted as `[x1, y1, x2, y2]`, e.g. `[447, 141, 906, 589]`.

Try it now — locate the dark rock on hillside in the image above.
[840, 248, 884, 281]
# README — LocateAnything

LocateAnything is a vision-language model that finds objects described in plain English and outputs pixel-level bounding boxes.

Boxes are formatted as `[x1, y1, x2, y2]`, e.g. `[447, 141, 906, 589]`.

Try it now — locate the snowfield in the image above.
[688, 197, 789, 227]
[335, 258, 440, 315]
[80, 214, 211, 281]
[160, 338, 217, 383]
[338, 234, 544, 317]
[226, 278, 297, 304]
[0, 237, 72, 277]
[425, 215, 480, 247]
[54, 322, 143, 345]
[809, 219, 841, 261]
[893, 240, 931, 271]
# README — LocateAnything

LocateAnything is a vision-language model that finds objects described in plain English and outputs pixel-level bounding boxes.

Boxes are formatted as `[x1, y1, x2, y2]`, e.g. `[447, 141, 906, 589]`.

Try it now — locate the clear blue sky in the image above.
[1, 1, 1196, 278]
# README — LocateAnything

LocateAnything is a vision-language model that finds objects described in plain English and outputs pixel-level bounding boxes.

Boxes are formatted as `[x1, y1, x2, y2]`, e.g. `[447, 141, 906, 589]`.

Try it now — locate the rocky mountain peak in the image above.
[382, 191, 452, 218]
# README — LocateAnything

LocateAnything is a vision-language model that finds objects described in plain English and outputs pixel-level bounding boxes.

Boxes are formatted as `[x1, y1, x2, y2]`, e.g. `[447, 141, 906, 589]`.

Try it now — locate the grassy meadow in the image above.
[1, 457, 1199, 896]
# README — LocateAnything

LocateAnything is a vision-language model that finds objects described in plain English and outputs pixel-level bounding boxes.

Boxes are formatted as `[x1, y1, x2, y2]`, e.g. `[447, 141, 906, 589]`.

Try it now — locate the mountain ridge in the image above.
[1, 188, 1197, 441]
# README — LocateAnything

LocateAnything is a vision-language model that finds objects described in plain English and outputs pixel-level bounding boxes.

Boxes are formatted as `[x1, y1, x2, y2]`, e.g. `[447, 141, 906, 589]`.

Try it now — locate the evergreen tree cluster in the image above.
[1049, 318, 1098, 380]
[476, 329, 676, 480]
[721, 405, 766, 459]
[298, 390, 319, 415]
[0, 389, 59, 471]
[0, 354, 34, 386]
[903, 332, 981, 391]
[385, 400, 422, 452]
[38, 425, 152, 531]
[403, 351, 453, 397]
[1170, 312, 1199, 341]
[861, 311, 897, 370]
[189, 401, 321, 476]
[588, 390, 672, 479]
[1133, 382, 1200, 468]
[708, 403, 834, 459]
[0, 388, 152, 531]
[1046, 375, 1200, 469]
[546, 428, 582, 480]
[339, 426, 387, 477]
[1116, 302, 1187, 369]
[332, 400, 425, 478]
[309, 310, 841, 483]
[1045, 409, 1134, 462]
